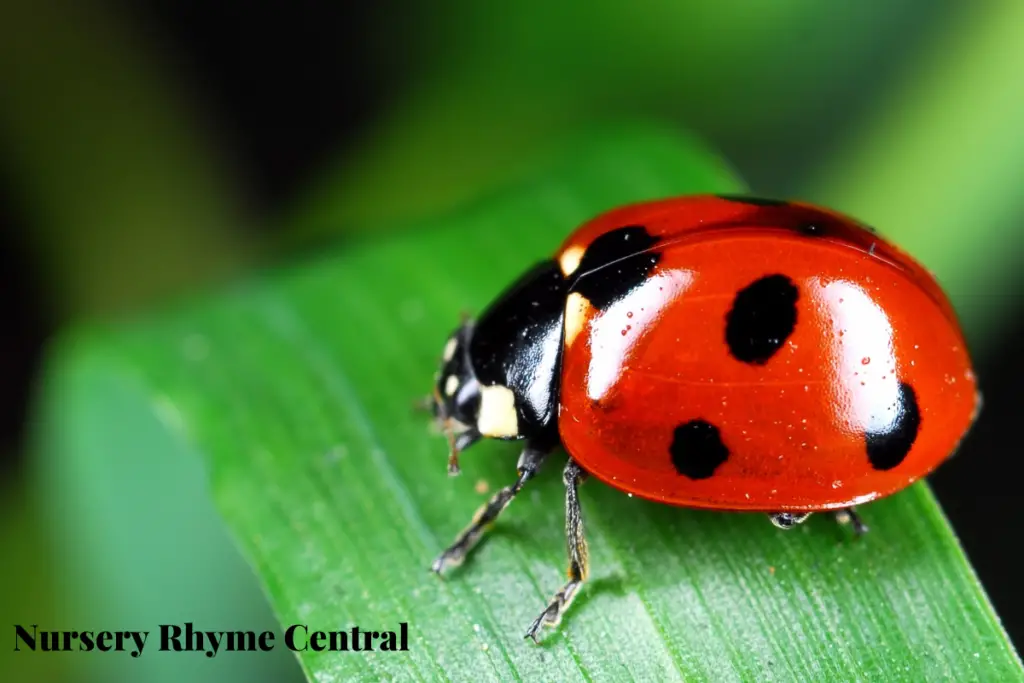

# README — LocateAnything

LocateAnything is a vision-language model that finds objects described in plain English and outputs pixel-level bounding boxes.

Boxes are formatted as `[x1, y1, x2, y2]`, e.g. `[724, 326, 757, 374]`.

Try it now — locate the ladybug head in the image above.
[424, 263, 563, 475]
[429, 320, 483, 474]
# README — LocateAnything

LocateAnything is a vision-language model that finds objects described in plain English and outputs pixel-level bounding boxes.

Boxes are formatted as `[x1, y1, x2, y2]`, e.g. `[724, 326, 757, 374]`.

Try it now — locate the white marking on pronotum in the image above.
[563, 292, 591, 347]
[444, 375, 460, 397]
[476, 384, 519, 437]
[442, 337, 458, 362]
[559, 245, 586, 277]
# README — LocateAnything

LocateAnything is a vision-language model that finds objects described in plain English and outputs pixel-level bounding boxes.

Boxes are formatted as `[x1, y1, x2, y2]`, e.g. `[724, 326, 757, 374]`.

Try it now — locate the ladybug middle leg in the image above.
[769, 512, 811, 529]
[525, 459, 590, 643]
[431, 444, 550, 573]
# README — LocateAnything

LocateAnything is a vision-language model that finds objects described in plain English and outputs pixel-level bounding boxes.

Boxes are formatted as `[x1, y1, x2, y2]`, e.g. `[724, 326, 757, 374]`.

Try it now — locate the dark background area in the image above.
[1, 3, 1021, 680]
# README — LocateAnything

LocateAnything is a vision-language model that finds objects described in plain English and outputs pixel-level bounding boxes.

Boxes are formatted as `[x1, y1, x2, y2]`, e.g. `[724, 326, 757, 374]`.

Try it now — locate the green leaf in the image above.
[807, 3, 1024, 343]
[39, 125, 1021, 681]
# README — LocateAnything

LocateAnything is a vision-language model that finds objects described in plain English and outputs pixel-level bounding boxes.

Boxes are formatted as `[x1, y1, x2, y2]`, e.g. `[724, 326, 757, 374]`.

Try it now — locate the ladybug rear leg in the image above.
[431, 444, 550, 573]
[833, 507, 869, 535]
[525, 459, 589, 643]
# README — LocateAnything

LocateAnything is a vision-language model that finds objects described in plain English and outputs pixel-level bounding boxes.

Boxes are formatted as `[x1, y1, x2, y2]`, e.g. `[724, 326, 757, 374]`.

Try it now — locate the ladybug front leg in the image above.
[431, 444, 550, 573]
[524, 459, 589, 643]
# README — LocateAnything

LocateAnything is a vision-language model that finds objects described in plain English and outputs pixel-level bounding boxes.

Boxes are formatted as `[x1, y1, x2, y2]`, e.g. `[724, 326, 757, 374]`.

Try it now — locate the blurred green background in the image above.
[2, 2, 1022, 681]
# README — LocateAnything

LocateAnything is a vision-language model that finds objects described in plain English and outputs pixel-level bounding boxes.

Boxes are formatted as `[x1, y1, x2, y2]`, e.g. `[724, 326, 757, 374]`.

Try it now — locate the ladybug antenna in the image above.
[411, 394, 435, 413]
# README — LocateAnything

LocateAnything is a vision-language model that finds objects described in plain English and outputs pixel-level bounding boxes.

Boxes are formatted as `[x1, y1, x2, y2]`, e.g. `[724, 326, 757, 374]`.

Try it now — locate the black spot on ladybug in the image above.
[670, 420, 730, 479]
[799, 223, 823, 236]
[717, 194, 788, 207]
[574, 225, 660, 277]
[865, 382, 921, 471]
[571, 226, 661, 310]
[725, 274, 799, 365]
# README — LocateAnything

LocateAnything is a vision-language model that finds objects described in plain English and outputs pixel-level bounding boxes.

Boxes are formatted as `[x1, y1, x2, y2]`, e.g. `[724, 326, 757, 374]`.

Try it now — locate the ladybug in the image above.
[423, 194, 980, 642]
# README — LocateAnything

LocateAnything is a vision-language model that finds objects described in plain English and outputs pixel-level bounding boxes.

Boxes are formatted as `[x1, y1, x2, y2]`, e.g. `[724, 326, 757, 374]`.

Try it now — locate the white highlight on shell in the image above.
[970, 389, 984, 423]
[444, 375, 460, 396]
[559, 245, 586, 277]
[813, 278, 900, 436]
[476, 384, 519, 437]
[585, 271, 693, 402]
[442, 337, 458, 362]
[563, 292, 591, 347]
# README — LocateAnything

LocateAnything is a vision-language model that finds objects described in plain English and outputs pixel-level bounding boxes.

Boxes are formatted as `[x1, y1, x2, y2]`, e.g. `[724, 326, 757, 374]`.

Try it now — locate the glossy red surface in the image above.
[556, 196, 979, 511]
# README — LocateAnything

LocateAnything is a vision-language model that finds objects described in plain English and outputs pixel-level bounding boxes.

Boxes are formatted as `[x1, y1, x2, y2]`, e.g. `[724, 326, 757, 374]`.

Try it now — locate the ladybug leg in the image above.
[430, 444, 550, 574]
[525, 459, 589, 643]
[833, 508, 869, 535]
[769, 512, 811, 530]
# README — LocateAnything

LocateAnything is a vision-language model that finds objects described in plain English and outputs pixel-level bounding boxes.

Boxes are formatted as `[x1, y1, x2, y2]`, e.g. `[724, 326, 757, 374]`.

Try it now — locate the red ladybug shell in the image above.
[554, 195, 979, 511]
